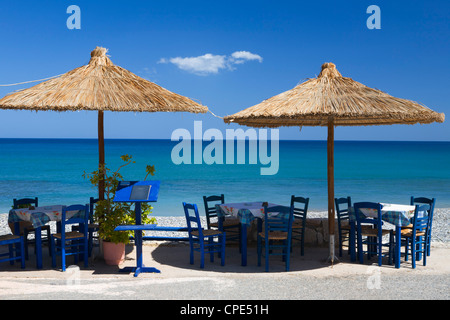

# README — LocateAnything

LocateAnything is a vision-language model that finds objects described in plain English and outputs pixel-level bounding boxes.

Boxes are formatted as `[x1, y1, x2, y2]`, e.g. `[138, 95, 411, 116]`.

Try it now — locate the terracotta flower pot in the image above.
[103, 241, 125, 266]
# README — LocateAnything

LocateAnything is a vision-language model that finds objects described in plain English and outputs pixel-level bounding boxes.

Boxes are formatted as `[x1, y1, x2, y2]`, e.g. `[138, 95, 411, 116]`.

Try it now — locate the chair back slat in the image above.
[263, 205, 294, 235]
[335, 197, 351, 220]
[62, 204, 89, 228]
[290, 196, 309, 220]
[203, 194, 224, 228]
[412, 205, 429, 235]
[410, 196, 436, 233]
[13, 197, 38, 209]
[353, 202, 382, 227]
[183, 202, 203, 237]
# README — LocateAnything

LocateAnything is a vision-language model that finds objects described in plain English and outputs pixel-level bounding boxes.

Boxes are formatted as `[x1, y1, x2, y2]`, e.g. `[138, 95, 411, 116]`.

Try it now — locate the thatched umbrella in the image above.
[224, 62, 444, 262]
[0, 47, 208, 200]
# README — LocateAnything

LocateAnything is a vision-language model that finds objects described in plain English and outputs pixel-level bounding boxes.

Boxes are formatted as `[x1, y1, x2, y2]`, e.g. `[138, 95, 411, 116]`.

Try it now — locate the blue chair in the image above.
[0, 233, 25, 269]
[183, 202, 226, 268]
[88, 197, 100, 257]
[290, 196, 308, 256]
[203, 195, 240, 247]
[335, 196, 362, 257]
[353, 202, 392, 266]
[257, 205, 294, 272]
[72, 197, 99, 257]
[410, 197, 435, 257]
[10, 197, 51, 260]
[50, 204, 89, 271]
[402, 205, 430, 268]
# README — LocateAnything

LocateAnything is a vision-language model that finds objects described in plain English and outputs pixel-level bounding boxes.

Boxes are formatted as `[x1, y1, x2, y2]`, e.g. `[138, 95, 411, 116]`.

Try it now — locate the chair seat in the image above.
[341, 224, 373, 231]
[393, 229, 426, 238]
[25, 225, 51, 232]
[0, 234, 21, 241]
[360, 228, 391, 237]
[191, 229, 223, 237]
[53, 231, 85, 240]
[210, 218, 240, 228]
[258, 231, 288, 240]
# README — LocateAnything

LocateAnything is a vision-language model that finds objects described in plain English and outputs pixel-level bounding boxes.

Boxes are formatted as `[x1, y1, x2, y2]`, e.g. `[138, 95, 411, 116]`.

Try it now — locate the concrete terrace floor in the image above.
[0, 242, 449, 300]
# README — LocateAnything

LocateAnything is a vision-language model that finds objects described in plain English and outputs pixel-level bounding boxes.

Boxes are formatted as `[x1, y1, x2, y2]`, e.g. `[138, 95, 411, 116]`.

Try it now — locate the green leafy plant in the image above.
[83, 154, 157, 244]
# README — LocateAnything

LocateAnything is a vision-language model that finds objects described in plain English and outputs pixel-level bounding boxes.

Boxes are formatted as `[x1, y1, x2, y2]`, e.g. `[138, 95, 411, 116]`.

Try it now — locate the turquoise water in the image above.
[0, 139, 449, 215]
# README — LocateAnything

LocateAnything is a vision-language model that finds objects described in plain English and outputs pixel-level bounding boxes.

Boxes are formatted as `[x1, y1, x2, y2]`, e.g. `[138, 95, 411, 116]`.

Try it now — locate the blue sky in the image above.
[0, 0, 448, 141]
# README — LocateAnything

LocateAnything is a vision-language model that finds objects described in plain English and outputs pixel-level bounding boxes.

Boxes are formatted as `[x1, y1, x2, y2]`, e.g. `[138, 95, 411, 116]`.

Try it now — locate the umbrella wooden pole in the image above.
[327, 119, 338, 264]
[98, 110, 105, 201]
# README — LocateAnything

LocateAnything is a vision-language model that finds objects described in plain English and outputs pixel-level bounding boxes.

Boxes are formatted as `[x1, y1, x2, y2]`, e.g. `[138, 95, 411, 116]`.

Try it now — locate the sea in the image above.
[0, 139, 449, 216]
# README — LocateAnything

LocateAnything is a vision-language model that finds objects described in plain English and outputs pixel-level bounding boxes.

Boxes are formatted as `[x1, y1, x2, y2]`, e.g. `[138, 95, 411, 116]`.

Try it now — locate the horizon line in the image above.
[0, 137, 449, 143]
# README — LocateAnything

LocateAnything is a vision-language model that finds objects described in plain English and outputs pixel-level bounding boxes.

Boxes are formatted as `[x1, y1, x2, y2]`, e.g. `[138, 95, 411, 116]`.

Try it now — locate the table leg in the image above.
[350, 221, 356, 262]
[35, 226, 43, 269]
[13, 222, 21, 258]
[395, 225, 401, 269]
[241, 223, 247, 266]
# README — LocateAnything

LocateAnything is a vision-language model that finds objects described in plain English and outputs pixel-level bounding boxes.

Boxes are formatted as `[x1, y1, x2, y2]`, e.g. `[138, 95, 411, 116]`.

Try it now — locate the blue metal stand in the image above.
[113, 181, 161, 277]
[116, 203, 161, 277]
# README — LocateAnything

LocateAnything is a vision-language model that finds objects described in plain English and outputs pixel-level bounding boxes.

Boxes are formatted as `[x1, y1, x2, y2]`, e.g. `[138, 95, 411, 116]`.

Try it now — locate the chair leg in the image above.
[84, 238, 88, 268]
[257, 236, 262, 267]
[46, 228, 52, 257]
[74, 240, 79, 265]
[423, 246, 427, 266]
[338, 232, 343, 257]
[24, 231, 29, 261]
[189, 240, 194, 265]
[221, 233, 225, 267]
[378, 237, 382, 267]
[301, 232, 305, 256]
[61, 242, 66, 272]
[286, 241, 291, 272]
[51, 237, 56, 268]
[357, 232, 364, 264]
[8, 244, 14, 265]
[20, 237, 25, 269]
[405, 238, 409, 261]
[265, 240, 269, 272]
[209, 238, 214, 263]
[88, 230, 93, 257]
[199, 240, 205, 269]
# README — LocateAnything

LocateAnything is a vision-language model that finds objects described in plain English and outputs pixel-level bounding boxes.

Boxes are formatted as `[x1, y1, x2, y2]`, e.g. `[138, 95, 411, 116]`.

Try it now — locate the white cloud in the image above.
[167, 54, 227, 75]
[159, 51, 263, 75]
[230, 51, 263, 63]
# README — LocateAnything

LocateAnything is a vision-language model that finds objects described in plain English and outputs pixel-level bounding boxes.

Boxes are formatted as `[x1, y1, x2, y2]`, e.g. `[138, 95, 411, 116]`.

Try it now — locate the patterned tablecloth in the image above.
[350, 203, 417, 227]
[216, 202, 284, 225]
[8, 205, 84, 228]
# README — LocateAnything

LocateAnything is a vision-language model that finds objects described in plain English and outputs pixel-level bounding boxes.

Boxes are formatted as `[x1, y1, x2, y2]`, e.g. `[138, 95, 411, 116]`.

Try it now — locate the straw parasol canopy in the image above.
[224, 62, 444, 127]
[0, 47, 208, 199]
[224, 62, 444, 262]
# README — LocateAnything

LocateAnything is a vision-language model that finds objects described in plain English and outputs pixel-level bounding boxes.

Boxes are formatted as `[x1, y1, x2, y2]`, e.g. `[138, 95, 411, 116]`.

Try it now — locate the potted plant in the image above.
[83, 154, 156, 265]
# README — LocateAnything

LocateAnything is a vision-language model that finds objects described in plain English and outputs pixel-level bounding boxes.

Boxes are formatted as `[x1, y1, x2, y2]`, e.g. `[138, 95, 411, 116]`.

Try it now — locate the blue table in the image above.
[216, 202, 282, 266]
[349, 203, 416, 268]
[8, 205, 83, 269]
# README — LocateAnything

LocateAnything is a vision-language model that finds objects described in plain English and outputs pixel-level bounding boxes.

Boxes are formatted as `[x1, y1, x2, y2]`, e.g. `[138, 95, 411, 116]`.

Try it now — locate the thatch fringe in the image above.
[0, 47, 208, 114]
